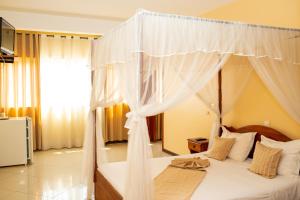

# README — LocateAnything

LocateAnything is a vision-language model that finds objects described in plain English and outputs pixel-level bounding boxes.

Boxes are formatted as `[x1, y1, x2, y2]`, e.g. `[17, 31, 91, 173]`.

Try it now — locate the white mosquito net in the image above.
[82, 9, 300, 200]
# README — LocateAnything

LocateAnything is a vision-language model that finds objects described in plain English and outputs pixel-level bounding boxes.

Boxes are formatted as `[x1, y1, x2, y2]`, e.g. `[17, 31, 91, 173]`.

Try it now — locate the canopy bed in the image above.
[82, 9, 300, 200]
[95, 125, 299, 200]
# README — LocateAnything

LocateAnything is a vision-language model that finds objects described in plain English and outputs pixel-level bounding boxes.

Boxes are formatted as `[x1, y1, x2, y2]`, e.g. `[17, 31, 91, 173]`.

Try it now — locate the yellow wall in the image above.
[226, 73, 300, 140]
[203, 0, 300, 28]
[164, 96, 214, 154]
[163, 0, 300, 154]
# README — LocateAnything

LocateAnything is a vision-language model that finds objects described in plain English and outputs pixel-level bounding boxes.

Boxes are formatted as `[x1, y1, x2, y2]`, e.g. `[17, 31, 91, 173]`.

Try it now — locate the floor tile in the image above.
[105, 141, 170, 162]
[4, 192, 45, 200]
[0, 189, 14, 200]
[0, 141, 169, 200]
[53, 185, 88, 200]
[0, 175, 61, 198]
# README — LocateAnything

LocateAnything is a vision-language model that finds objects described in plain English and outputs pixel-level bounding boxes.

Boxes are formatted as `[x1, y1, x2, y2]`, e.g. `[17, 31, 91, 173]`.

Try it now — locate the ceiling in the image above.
[0, 0, 234, 21]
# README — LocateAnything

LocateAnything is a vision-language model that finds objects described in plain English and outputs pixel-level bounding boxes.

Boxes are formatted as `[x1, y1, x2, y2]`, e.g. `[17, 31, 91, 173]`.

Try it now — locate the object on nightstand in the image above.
[187, 137, 209, 153]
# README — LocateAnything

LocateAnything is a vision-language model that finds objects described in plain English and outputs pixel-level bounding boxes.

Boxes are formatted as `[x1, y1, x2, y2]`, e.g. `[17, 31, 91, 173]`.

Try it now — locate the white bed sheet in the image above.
[99, 153, 300, 200]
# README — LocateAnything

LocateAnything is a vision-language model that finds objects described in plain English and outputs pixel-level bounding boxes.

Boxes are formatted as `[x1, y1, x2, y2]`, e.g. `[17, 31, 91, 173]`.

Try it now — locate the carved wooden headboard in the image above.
[223, 125, 291, 158]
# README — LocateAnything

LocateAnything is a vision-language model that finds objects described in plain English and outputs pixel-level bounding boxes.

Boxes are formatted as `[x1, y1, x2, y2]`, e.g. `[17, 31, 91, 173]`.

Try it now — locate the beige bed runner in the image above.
[154, 157, 210, 200]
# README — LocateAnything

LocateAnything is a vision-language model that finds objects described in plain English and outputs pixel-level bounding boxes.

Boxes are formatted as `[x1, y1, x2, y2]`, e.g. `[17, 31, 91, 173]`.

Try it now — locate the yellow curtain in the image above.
[104, 103, 130, 142]
[103, 103, 163, 142]
[0, 31, 42, 150]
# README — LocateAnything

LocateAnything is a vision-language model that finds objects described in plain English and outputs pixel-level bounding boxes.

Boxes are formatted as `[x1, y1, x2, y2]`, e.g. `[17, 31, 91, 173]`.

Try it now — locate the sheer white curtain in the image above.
[95, 10, 299, 67]
[121, 51, 230, 200]
[40, 35, 91, 150]
[85, 49, 230, 200]
[82, 69, 123, 198]
[197, 56, 253, 147]
[84, 9, 300, 200]
[222, 56, 253, 115]
[249, 57, 300, 124]
[82, 40, 124, 198]
[196, 75, 220, 148]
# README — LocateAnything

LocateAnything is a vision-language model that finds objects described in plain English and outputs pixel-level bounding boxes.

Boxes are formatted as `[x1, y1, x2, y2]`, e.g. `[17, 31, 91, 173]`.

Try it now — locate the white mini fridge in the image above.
[0, 117, 33, 167]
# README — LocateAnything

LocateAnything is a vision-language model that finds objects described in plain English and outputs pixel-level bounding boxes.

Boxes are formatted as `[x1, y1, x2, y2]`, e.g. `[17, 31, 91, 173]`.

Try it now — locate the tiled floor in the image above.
[0, 149, 84, 200]
[105, 141, 170, 162]
[0, 141, 169, 200]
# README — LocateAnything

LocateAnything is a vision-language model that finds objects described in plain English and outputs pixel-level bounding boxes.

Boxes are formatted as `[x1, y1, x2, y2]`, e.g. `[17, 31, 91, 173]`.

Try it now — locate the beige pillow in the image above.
[261, 136, 300, 176]
[249, 142, 282, 178]
[207, 136, 235, 161]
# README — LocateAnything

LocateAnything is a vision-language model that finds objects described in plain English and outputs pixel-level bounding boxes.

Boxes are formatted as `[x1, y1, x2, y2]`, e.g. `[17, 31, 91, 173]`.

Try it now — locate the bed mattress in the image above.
[99, 153, 300, 200]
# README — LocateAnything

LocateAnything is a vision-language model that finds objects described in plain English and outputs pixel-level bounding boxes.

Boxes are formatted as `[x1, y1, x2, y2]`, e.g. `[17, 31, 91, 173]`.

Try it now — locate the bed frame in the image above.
[94, 125, 291, 200]
[223, 125, 291, 158]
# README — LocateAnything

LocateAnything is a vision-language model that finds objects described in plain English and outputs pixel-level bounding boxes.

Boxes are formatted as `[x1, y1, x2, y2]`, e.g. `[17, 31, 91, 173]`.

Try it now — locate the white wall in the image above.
[0, 9, 121, 35]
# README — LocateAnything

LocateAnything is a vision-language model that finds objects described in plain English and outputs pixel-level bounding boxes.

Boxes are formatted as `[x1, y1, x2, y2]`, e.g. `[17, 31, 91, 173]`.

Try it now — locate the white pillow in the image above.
[261, 135, 300, 176]
[221, 126, 256, 161]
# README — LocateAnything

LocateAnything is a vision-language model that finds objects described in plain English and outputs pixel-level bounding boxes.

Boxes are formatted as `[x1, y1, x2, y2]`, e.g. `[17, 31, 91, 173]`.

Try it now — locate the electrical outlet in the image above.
[263, 120, 270, 127]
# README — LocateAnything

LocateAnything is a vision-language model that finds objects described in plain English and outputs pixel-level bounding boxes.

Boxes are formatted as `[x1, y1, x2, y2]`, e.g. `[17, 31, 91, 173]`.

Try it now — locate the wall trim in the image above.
[162, 148, 178, 156]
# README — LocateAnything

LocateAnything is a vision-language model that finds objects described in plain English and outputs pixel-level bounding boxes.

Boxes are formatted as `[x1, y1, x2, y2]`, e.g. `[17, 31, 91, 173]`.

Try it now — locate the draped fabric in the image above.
[82, 40, 123, 198]
[86, 50, 230, 199]
[83, 10, 300, 200]
[0, 32, 42, 150]
[94, 10, 299, 67]
[40, 35, 92, 150]
[122, 52, 229, 200]
[197, 56, 254, 147]
[222, 56, 254, 115]
[104, 103, 129, 142]
[249, 57, 300, 124]
[196, 75, 220, 148]
[103, 103, 163, 142]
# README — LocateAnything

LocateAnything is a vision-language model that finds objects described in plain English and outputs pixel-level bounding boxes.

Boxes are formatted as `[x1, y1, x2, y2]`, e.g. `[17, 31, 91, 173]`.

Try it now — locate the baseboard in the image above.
[105, 140, 128, 145]
[105, 139, 163, 145]
[162, 148, 178, 156]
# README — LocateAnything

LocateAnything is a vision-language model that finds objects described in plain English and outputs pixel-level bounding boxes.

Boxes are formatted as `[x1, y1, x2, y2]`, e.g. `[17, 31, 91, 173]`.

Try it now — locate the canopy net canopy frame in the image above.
[83, 9, 300, 200]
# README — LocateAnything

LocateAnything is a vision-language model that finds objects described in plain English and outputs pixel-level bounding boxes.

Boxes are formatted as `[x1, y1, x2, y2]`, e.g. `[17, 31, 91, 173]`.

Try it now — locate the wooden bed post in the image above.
[91, 66, 98, 187]
[93, 109, 97, 182]
[218, 67, 222, 136]
[93, 106, 123, 200]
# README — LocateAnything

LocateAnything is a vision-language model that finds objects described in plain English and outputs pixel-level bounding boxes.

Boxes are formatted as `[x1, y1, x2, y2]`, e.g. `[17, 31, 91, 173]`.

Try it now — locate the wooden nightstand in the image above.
[187, 138, 209, 153]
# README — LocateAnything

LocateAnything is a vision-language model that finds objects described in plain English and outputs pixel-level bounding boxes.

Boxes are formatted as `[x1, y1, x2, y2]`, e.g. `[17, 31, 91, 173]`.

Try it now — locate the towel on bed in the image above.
[154, 157, 209, 200]
[170, 157, 210, 170]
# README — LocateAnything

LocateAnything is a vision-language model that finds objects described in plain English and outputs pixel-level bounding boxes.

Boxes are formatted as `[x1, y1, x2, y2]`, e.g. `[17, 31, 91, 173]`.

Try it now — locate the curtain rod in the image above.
[141, 11, 300, 33]
[16, 30, 101, 39]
